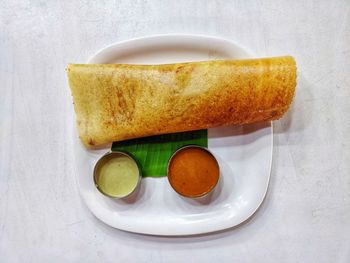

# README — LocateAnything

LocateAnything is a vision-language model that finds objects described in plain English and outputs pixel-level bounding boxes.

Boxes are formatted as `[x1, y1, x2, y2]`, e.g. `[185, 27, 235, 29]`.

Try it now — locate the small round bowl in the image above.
[93, 151, 142, 199]
[167, 145, 220, 198]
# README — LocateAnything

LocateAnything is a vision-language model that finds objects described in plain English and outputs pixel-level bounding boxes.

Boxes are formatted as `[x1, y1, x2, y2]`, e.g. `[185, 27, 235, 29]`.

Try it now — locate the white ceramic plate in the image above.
[73, 34, 272, 236]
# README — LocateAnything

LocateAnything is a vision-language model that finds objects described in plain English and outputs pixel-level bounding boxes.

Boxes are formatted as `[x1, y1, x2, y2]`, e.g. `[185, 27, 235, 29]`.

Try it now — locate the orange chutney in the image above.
[168, 147, 220, 197]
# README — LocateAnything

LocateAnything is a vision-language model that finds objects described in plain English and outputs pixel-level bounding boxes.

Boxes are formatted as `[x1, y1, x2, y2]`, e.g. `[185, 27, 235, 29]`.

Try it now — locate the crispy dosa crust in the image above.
[67, 56, 296, 147]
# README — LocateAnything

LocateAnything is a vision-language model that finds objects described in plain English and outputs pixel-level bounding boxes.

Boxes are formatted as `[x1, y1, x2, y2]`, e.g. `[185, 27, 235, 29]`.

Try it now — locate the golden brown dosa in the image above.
[67, 56, 296, 147]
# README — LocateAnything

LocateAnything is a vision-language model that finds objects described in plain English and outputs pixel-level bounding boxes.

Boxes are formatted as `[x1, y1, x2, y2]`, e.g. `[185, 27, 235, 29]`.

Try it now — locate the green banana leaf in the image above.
[111, 130, 208, 177]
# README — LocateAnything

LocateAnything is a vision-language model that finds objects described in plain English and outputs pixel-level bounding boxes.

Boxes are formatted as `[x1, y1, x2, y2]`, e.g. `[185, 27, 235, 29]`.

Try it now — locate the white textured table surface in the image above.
[1, 1, 350, 262]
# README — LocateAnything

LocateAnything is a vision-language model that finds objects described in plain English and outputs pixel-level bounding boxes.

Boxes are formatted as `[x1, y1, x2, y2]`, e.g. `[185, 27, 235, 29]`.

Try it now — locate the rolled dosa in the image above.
[67, 56, 296, 147]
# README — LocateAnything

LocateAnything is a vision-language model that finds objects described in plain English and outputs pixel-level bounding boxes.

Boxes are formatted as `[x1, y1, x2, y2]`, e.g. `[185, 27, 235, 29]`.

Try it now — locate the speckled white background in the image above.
[1, 1, 350, 262]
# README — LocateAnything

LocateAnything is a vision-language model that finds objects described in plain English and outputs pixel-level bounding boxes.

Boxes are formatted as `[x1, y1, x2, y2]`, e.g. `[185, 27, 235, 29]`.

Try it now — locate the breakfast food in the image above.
[67, 56, 296, 147]
[94, 152, 141, 198]
[167, 146, 220, 198]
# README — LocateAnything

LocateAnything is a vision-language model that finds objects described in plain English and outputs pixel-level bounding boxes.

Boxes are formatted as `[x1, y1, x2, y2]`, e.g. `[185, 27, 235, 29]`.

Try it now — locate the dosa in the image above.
[67, 56, 296, 147]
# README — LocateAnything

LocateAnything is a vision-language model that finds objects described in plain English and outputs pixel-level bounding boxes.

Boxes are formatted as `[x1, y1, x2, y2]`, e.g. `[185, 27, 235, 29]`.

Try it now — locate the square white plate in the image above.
[72, 34, 272, 236]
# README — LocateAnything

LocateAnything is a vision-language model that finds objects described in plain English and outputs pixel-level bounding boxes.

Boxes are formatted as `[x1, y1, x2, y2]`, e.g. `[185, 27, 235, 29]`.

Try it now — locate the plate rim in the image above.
[88, 33, 262, 63]
[75, 33, 273, 235]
